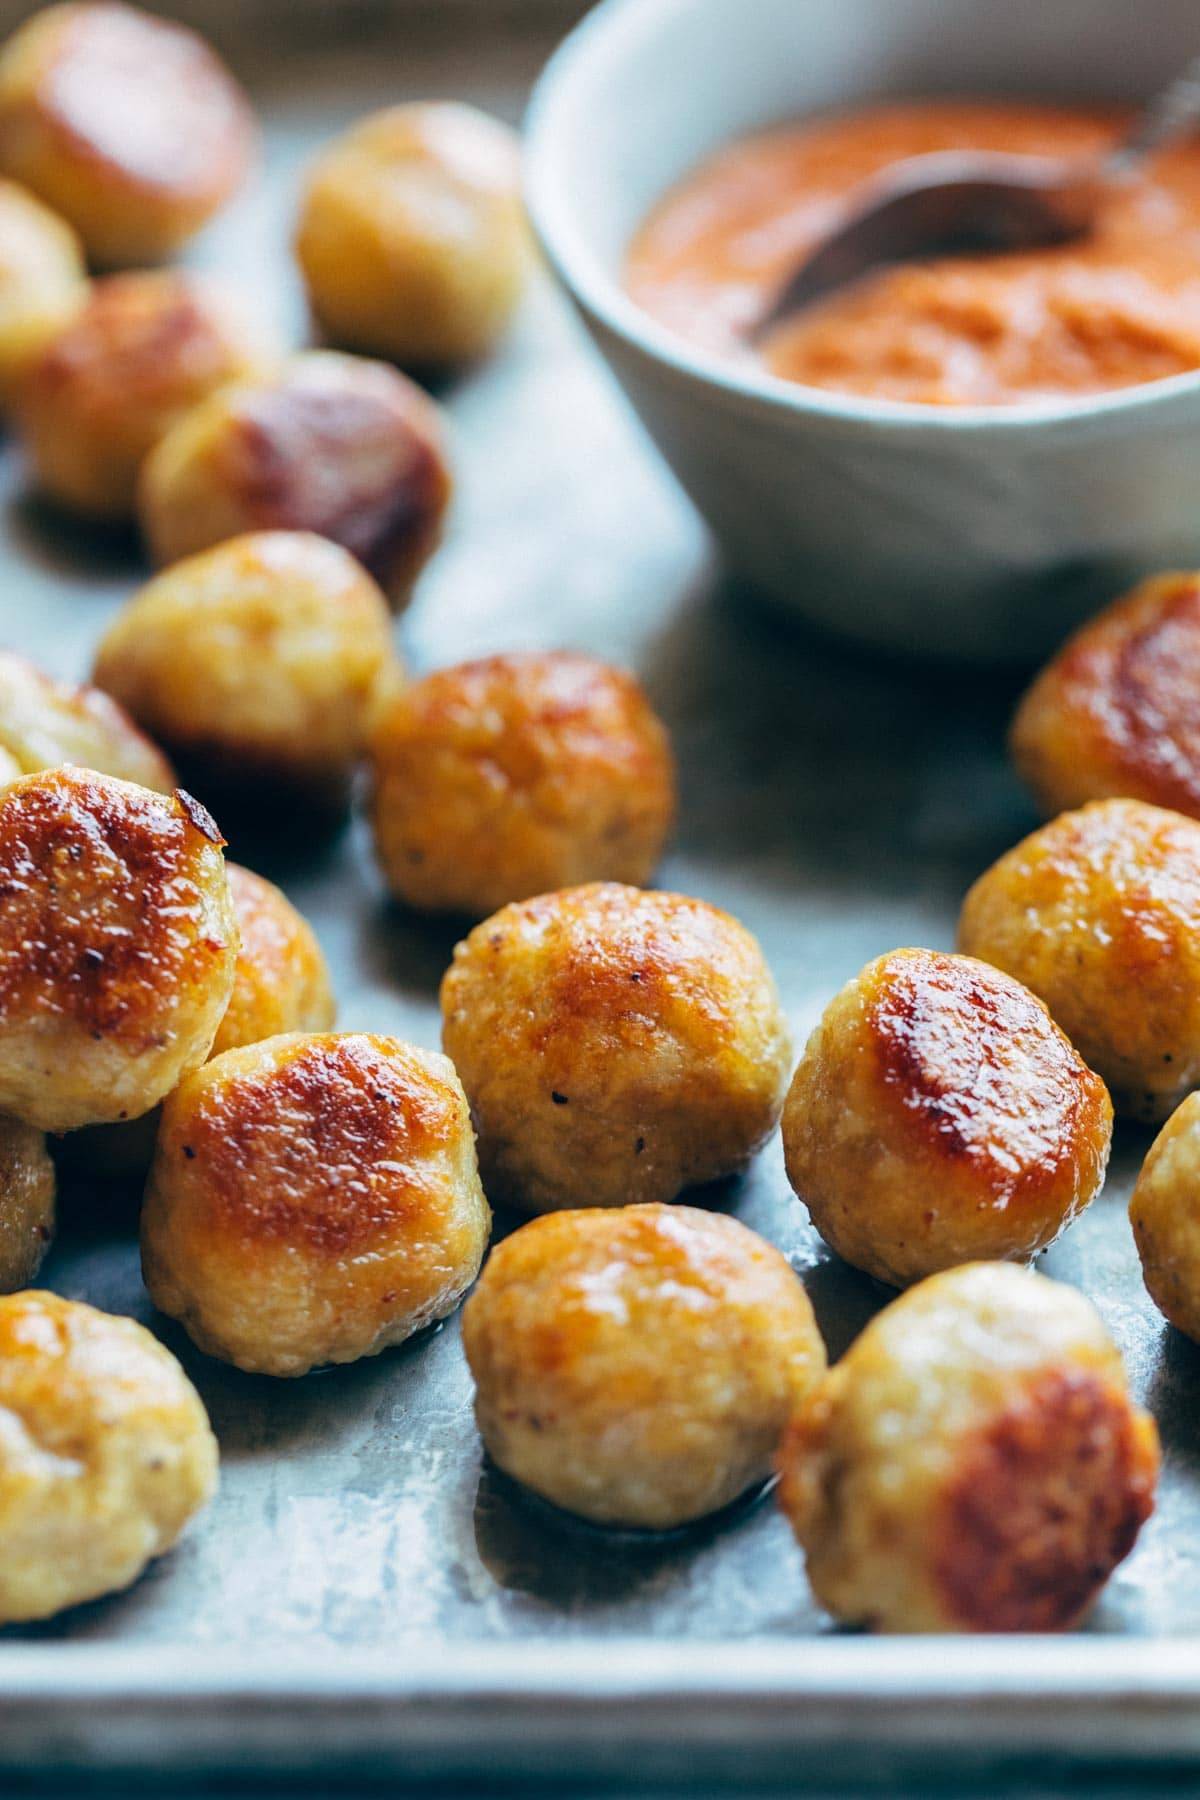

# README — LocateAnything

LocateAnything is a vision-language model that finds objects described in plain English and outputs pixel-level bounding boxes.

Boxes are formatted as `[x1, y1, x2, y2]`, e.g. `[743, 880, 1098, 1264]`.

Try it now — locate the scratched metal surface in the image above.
[1, 4, 1200, 1780]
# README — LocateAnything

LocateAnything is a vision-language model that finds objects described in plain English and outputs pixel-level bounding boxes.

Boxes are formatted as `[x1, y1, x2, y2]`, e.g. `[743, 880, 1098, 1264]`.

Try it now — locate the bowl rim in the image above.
[524, 0, 1200, 438]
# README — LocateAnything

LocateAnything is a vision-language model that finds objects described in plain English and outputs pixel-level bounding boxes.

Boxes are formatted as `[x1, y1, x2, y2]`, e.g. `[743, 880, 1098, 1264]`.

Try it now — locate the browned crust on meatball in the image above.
[932, 1367, 1160, 1632]
[37, 5, 253, 197]
[1013, 573, 1200, 819]
[181, 360, 450, 598]
[0, 768, 228, 1047]
[166, 1033, 466, 1257]
[869, 948, 1109, 1205]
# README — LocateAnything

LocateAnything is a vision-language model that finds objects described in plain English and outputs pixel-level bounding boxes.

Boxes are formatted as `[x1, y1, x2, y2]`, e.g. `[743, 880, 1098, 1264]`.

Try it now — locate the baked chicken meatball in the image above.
[137, 351, 452, 609]
[211, 863, 334, 1057]
[778, 1262, 1159, 1633]
[0, 2, 256, 266]
[463, 1203, 827, 1529]
[1129, 1092, 1200, 1343]
[0, 767, 236, 1132]
[141, 1032, 490, 1377]
[959, 798, 1200, 1122]
[441, 882, 791, 1212]
[0, 177, 84, 408]
[782, 948, 1113, 1289]
[0, 1115, 54, 1290]
[93, 532, 399, 797]
[0, 648, 172, 789]
[370, 651, 675, 916]
[18, 271, 267, 519]
[296, 102, 528, 367]
[1012, 572, 1200, 821]
[0, 1290, 217, 1623]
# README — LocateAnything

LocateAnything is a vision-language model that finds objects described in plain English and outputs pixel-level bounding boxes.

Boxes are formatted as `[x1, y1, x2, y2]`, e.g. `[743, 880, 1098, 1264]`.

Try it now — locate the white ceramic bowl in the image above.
[526, 0, 1200, 661]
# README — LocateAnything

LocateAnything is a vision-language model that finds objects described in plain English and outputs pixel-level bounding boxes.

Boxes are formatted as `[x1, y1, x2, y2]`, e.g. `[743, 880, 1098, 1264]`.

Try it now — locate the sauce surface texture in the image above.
[625, 102, 1200, 406]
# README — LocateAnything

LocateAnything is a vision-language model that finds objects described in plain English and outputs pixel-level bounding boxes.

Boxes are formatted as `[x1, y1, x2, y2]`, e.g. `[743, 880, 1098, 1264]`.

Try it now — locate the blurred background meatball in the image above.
[142, 1032, 490, 1376]
[137, 351, 451, 608]
[959, 798, 1200, 1120]
[0, 647, 172, 789]
[1130, 1092, 1200, 1343]
[296, 101, 528, 367]
[441, 882, 791, 1212]
[783, 948, 1112, 1287]
[0, 2, 256, 265]
[369, 651, 675, 915]
[93, 531, 400, 799]
[0, 767, 236, 1131]
[1013, 573, 1200, 820]
[0, 177, 84, 408]
[0, 1115, 54, 1290]
[0, 1290, 217, 1623]
[17, 271, 268, 518]
[778, 1263, 1158, 1633]
[464, 1203, 826, 1529]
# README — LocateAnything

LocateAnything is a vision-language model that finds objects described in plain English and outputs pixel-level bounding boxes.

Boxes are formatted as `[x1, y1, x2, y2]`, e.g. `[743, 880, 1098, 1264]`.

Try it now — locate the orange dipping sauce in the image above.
[625, 102, 1200, 406]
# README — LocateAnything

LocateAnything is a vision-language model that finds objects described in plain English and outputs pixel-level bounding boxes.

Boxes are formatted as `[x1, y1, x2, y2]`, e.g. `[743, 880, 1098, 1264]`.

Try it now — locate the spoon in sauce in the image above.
[755, 56, 1200, 338]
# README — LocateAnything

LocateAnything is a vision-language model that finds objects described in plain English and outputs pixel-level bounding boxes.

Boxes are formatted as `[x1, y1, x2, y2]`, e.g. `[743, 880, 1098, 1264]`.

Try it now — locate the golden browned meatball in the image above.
[296, 102, 528, 367]
[0, 1290, 217, 1622]
[141, 1032, 490, 1376]
[1012, 573, 1200, 821]
[0, 177, 84, 407]
[0, 3, 256, 266]
[441, 882, 791, 1212]
[1129, 1092, 1200, 1343]
[778, 1262, 1159, 1633]
[0, 1115, 54, 1289]
[782, 948, 1113, 1289]
[211, 863, 335, 1056]
[463, 1203, 826, 1529]
[0, 648, 173, 789]
[93, 532, 400, 796]
[370, 651, 675, 916]
[0, 767, 236, 1132]
[137, 352, 452, 609]
[18, 270, 268, 519]
[959, 798, 1200, 1122]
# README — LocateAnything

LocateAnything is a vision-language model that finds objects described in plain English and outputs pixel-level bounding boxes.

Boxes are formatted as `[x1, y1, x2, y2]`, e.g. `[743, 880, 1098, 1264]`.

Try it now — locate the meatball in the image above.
[141, 1032, 490, 1377]
[18, 271, 268, 519]
[0, 1115, 54, 1290]
[0, 177, 84, 408]
[959, 798, 1200, 1121]
[0, 648, 173, 789]
[93, 532, 400, 797]
[778, 1262, 1159, 1633]
[1012, 572, 1200, 821]
[1129, 1091, 1200, 1343]
[441, 882, 791, 1212]
[211, 863, 335, 1057]
[0, 1290, 217, 1623]
[0, 767, 236, 1132]
[137, 351, 452, 609]
[295, 102, 528, 367]
[463, 1203, 827, 1529]
[782, 948, 1113, 1289]
[0, 2, 256, 266]
[370, 651, 675, 916]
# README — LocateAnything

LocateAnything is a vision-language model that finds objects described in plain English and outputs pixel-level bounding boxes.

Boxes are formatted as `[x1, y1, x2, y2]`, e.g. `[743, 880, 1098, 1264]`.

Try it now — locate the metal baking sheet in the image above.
[2, 3, 1200, 1783]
